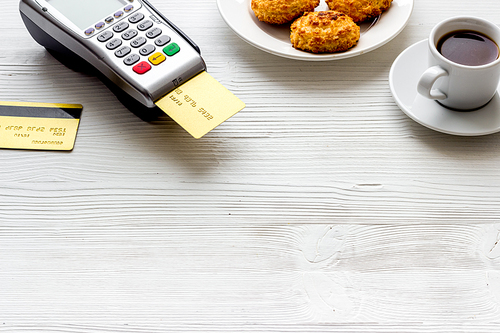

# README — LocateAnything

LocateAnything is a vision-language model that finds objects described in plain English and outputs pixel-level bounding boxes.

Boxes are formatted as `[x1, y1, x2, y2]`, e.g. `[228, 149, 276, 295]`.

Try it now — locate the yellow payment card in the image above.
[0, 101, 82, 151]
[155, 71, 245, 139]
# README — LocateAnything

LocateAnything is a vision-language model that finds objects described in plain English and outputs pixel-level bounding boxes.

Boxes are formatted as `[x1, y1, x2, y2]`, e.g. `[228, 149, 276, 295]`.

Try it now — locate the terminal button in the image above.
[163, 43, 180, 56]
[149, 52, 166, 66]
[133, 61, 151, 74]
[113, 21, 129, 33]
[121, 29, 138, 40]
[139, 44, 156, 56]
[124, 54, 140, 66]
[146, 27, 162, 39]
[129, 13, 144, 24]
[155, 35, 171, 47]
[137, 20, 153, 31]
[84, 28, 95, 36]
[97, 31, 114, 42]
[106, 38, 122, 50]
[130, 36, 147, 48]
[115, 46, 131, 58]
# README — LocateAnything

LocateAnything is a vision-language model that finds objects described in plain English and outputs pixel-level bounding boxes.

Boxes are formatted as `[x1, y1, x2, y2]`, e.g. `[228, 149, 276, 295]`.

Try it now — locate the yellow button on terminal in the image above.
[149, 52, 166, 66]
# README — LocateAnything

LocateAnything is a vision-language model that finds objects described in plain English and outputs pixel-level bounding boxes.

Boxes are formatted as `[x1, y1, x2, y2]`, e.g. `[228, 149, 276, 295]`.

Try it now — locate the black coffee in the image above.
[437, 30, 499, 66]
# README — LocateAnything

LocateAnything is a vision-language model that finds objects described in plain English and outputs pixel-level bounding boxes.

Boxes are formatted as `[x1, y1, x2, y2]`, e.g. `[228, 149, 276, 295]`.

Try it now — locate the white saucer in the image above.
[217, 0, 414, 61]
[389, 39, 500, 136]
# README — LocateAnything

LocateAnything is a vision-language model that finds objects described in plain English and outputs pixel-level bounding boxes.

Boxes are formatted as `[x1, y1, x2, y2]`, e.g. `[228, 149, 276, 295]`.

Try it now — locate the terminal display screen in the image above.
[47, 0, 128, 29]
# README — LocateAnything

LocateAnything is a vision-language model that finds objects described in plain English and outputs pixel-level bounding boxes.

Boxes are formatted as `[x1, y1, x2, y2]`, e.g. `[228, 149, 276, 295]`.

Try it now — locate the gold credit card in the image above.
[0, 101, 82, 151]
[155, 71, 245, 139]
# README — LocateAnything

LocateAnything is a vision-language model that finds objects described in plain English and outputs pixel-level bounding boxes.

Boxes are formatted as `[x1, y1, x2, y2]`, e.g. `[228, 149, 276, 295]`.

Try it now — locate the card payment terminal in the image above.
[19, 0, 207, 111]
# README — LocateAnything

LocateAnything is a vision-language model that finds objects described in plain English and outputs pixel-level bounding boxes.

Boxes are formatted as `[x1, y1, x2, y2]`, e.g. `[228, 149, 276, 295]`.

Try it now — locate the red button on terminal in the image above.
[133, 61, 151, 74]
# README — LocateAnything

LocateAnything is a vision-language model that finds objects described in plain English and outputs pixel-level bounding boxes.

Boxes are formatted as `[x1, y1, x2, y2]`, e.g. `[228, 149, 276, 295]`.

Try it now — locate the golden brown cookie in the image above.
[325, 0, 392, 23]
[290, 11, 360, 53]
[251, 0, 320, 25]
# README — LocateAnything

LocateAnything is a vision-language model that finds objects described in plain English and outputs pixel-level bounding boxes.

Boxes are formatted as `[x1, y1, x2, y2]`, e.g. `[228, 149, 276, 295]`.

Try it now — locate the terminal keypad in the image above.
[96, 8, 180, 75]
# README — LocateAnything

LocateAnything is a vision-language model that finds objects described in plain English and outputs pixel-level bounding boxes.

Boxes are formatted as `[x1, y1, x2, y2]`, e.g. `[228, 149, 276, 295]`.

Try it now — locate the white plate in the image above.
[389, 39, 500, 136]
[216, 0, 414, 61]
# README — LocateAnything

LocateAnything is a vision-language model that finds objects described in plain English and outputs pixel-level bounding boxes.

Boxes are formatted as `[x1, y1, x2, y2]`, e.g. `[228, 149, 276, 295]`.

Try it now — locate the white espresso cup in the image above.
[417, 16, 500, 110]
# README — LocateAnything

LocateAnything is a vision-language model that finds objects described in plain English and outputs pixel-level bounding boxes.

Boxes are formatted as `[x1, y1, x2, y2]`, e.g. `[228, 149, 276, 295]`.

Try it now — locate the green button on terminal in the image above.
[163, 43, 180, 56]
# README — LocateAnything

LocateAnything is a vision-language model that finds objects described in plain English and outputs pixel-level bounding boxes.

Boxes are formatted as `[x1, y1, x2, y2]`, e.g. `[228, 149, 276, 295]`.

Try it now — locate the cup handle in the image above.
[417, 66, 448, 100]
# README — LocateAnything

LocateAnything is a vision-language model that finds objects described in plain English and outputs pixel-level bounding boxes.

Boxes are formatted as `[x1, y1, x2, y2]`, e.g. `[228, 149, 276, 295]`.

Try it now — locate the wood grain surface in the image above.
[2, 0, 500, 332]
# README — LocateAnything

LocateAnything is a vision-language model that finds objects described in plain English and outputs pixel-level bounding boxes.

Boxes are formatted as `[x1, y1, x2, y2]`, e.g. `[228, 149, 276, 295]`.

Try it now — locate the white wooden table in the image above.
[2, 0, 500, 332]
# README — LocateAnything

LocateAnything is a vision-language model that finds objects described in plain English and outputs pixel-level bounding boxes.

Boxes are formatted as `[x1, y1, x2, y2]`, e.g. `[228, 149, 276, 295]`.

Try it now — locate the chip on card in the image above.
[0, 101, 82, 151]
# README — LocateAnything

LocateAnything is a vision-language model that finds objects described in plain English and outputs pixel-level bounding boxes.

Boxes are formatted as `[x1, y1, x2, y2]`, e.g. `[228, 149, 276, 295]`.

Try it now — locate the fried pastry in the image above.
[325, 0, 392, 23]
[251, 0, 320, 25]
[290, 11, 360, 53]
